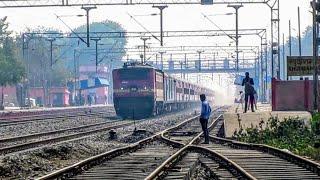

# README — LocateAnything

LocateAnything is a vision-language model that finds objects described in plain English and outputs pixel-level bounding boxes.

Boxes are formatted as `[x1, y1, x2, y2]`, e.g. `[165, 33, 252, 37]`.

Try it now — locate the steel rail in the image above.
[0, 105, 109, 120]
[0, 112, 108, 127]
[36, 114, 202, 180]
[188, 145, 257, 180]
[36, 135, 161, 180]
[146, 115, 222, 179]
[0, 121, 132, 155]
[146, 113, 255, 180]
[210, 135, 320, 176]
[0, 120, 118, 144]
[0, 106, 111, 126]
[37, 108, 252, 180]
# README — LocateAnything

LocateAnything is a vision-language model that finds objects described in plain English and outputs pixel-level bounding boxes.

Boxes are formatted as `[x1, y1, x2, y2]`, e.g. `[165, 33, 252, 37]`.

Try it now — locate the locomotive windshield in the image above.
[118, 68, 150, 80]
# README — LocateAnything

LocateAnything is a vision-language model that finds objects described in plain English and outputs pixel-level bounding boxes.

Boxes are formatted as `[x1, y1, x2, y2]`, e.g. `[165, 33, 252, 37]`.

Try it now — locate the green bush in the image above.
[311, 113, 320, 135]
[233, 116, 319, 160]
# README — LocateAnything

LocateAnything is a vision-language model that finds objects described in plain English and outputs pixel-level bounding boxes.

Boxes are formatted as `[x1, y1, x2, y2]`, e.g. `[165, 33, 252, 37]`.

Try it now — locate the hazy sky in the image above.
[0, 0, 313, 61]
[0, 1, 310, 95]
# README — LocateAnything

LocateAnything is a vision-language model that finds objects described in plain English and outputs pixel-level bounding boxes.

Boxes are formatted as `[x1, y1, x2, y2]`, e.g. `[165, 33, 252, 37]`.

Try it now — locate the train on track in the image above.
[112, 62, 214, 119]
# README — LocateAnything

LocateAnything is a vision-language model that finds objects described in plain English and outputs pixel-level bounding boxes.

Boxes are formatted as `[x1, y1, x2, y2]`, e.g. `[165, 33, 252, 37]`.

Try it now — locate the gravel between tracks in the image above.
[0, 108, 199, 179]
[190, 163, 214, 180]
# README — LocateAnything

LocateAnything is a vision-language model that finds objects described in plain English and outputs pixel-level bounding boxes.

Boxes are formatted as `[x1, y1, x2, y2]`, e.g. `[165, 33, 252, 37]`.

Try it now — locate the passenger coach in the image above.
[113, 62, 214, 119]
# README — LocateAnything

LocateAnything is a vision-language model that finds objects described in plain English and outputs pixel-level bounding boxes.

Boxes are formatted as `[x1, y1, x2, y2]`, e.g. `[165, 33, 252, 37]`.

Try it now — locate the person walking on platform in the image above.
[199, 94, 212, 144]
[242, 72, 255, 113]
[238, 91, 244, 111]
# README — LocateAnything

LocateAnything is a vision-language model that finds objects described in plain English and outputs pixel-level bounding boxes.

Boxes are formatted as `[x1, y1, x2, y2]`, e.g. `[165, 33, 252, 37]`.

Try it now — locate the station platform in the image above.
[224, 103, 312, 138]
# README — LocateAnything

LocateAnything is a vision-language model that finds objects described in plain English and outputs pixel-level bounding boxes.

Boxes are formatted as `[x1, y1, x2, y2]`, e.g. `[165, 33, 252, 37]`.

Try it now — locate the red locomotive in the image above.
[112, 62, 214, 119]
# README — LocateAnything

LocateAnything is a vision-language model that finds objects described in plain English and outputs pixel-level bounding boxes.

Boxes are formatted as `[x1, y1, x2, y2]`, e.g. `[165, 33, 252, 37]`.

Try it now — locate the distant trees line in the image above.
[0, 17, 25, 109]
[0, 17, 127, 108]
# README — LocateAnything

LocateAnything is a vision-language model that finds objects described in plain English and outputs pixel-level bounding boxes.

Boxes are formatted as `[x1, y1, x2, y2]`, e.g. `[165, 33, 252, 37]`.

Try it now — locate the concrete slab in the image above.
[224, 103, 312, 138]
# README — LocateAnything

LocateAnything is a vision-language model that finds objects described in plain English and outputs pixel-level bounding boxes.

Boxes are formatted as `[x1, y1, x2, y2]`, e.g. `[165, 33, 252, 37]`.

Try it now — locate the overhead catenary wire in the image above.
[201, 13, 236, 41]
[127, 12, 161, 42]
[54, 13, 87, 45]
[98, 39, 121, 63]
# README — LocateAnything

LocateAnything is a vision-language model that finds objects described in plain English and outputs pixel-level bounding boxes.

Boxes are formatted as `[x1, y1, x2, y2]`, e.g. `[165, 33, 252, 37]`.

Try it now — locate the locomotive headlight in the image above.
[144, 86, 147, 90]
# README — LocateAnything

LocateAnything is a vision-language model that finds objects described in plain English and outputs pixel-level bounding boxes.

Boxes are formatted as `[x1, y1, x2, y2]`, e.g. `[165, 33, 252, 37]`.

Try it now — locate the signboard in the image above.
[287, 56, 320, 76]
[234, 75, 245, 85]
[201, 0, 213, 5]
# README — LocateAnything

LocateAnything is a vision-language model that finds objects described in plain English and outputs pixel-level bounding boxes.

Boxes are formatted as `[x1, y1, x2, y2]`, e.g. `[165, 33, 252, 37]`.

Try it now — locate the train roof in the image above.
[162, 72, 214, 93]
[121, 62, 155, 69]
[114, 62, 214, 93]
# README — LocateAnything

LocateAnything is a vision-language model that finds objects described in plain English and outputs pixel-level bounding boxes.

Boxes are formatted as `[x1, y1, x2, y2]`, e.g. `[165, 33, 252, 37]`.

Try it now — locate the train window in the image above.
[184, 88, 189, 94]
[118, 69, 149, 80]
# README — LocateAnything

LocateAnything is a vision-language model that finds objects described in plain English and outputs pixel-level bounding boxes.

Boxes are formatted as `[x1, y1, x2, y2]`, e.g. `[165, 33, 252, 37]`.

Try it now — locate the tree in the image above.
[0, 17, 25, 109]
[280, 26, 312, 62]
[62, 20, 127, 70]
[18, 27, 70, 88]
[15, 27, 73, 106]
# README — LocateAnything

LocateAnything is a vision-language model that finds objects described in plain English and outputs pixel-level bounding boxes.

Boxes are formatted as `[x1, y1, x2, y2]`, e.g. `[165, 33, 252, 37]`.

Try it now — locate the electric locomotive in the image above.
[113, 62, 214, 119]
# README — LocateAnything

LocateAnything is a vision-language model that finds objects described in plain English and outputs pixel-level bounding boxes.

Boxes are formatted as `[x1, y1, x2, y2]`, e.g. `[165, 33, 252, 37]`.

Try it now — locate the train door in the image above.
[177, 80, 182, 102]
[184, 83, 189, 101]
[155, 71, 164, 102]
[164, 75, 168, 102]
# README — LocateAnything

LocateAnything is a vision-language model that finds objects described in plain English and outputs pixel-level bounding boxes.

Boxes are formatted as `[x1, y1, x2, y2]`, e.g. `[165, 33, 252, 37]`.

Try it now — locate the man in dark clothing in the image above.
[200, 94, 212, 144]
[242, 72, 255, 113]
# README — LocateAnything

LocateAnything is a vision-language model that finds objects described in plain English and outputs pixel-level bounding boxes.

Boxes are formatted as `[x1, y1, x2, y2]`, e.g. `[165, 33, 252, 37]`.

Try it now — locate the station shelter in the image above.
[78, 77, 110, 105]
[29, 87, 70, 107]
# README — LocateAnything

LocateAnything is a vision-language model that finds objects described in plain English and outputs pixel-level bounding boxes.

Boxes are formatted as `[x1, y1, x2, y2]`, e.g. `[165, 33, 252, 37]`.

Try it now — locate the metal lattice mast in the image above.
[268, 0, 280, 79]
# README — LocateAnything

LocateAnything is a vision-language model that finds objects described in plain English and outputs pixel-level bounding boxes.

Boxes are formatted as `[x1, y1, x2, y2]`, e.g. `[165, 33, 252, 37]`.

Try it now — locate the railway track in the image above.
[38, 108, 252, 180]
[0, 107, 200, 155]
[0, 119, 123, 147]
[196, 117, 320, 180]
[37, 108, 320, 180]
[0, 108, 113, 127]
[0, 120, 133, 155]
[148, 112, 250, 180]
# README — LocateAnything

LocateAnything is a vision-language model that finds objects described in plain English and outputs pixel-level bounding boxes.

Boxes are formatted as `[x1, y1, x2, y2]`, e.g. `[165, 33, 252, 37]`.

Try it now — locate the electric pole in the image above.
[153, 5, 168, 46]
[91, 37, 101, 73]
[228, 4, 243, 72]
[298, 6, 302, 56]
[312, 0, 319, 112]
[197, 50, 204, 84]
[180, 61, 183, 79]
[289, 20, 292, 56]
[47, 37, 55, 107]
[282, 33, 286, 80]
[141, 37, 150, 64]
[184, 53, 188, 80]
[159, 51, 166, 70]
[81, 6, 97, 47]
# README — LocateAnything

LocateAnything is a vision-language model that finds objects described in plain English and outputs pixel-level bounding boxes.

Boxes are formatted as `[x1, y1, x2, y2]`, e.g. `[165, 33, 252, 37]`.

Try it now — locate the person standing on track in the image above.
[242, 72, 255, 113]
[199, 94, 212, 144]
